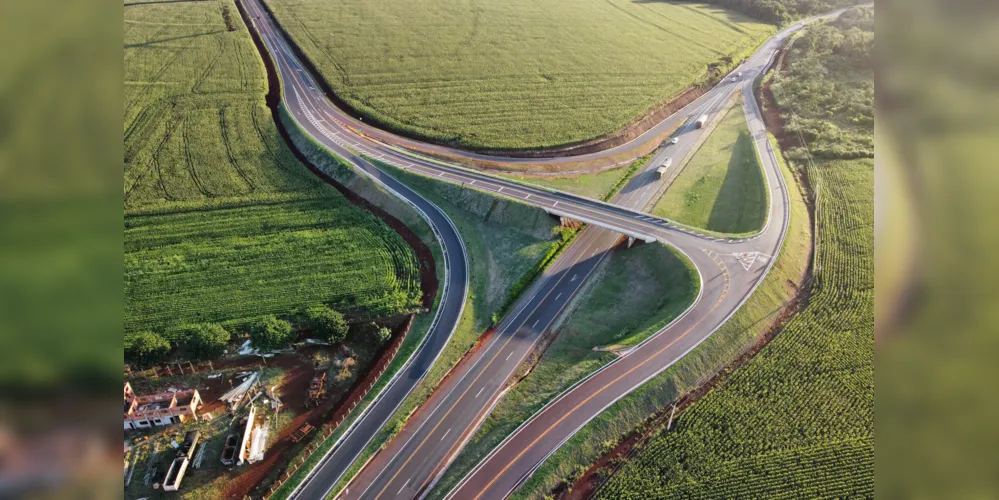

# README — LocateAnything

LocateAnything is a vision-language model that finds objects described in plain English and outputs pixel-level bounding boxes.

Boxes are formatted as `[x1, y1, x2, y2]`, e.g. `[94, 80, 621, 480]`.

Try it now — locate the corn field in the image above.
[124, 0, 420, 336]
[262, 0, 774, 150]
[597, 157, 874, 499]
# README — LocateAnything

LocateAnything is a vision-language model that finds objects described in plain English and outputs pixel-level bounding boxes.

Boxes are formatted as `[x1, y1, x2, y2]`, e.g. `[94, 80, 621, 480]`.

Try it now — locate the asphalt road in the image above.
[238, 1, 471, 497]
[237, 1, 849, 498]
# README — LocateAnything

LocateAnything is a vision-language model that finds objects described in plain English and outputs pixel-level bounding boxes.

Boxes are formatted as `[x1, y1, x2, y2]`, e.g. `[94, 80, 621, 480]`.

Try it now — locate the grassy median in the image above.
[652, 99, 768, 234]
[429, 241, 698, 497]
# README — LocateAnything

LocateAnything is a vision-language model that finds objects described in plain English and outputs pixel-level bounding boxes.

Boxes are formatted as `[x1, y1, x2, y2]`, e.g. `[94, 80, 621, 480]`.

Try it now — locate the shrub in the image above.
[304, 304, 349, 344]
[251, 315, 294, 351]
[125, 331, 171, 366]
[375, 326, 392, 344]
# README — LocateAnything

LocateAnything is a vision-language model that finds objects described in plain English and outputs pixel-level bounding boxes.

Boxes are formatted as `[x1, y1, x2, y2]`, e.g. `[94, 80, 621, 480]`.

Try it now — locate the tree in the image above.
[185, 323, 230, 360]
[304, 304, 349, 344]
[125, 331, 171, 366]
[251, 315, 294, 351]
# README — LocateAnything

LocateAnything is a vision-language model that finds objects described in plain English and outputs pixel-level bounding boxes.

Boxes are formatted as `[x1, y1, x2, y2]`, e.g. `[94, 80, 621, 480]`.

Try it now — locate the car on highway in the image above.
[670, 137, 678, 145]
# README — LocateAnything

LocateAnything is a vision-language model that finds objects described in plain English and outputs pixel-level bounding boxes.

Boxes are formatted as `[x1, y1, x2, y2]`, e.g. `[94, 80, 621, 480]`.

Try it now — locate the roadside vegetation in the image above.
[261, 0, 773, 150]
[124, 0, 422, 365]
[703, 0, 863, 25]
[431, 242, 698, 497]
[652, 99, 767, 233]
[593, 9, 873, 498]
[773, 6, 874, 160]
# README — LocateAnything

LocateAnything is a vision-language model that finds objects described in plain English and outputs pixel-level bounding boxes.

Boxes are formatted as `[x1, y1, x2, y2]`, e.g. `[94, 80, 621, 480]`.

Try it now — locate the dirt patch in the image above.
[237, 317, 416, 499]
[125, 283, 423, 495]
[758, 46, 798, 153]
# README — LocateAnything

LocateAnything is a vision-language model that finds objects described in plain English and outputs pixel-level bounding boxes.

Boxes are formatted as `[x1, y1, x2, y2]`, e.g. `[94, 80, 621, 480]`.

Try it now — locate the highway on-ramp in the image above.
[238, 1, 847, 498]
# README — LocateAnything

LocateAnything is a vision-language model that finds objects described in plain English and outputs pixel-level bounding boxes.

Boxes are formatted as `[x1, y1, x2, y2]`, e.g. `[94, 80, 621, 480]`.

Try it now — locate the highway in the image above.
[237, 0, 846, 498]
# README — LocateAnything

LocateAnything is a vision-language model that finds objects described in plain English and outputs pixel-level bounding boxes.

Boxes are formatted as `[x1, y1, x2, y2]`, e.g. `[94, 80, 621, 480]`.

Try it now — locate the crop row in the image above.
[125, 0, 323, 208]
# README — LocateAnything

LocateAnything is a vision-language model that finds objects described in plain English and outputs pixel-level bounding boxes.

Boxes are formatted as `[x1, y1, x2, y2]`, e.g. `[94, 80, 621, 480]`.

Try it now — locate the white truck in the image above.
[695, 115, 708, 129]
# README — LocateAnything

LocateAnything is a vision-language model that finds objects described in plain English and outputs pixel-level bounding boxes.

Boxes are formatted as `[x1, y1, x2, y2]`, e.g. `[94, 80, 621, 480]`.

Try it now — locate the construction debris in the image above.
[246, 417, 269, 464]
[306, 371, 326, 408]
[221, 434, 239, 466]
[192, 441, 208, 469]
[219, 372, 260, 409]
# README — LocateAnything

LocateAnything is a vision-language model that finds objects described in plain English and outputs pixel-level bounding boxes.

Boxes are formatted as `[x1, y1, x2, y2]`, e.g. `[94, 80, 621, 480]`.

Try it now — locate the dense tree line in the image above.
[772, 7, 874, 160]
[706, 0, 863, 26]
[124, 303, 395, 367]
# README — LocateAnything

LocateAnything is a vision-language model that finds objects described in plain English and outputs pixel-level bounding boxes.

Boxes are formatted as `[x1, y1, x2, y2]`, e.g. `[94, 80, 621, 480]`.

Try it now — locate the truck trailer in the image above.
[695, 115, 708, 128]
[655, 158, 673, 180]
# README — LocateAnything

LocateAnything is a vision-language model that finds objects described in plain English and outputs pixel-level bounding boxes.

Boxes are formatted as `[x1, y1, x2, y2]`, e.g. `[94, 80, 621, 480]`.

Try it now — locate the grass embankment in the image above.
[430, 243, 698, 497]
[262, 0, 773, 150]
[124, 0, 420, 337]
[497, 131, 813, 499]
[599, 157, 872, 499]
[652, 100, 767, 234]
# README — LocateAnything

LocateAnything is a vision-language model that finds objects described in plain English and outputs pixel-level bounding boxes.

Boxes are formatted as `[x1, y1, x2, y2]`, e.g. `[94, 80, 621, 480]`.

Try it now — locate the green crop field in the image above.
[262, 0, 774, 150]
[598, 156, 873, 499]
[125, 198, 422, 335]
[652, 99, 767, 233]
[124, 0, 420, 338]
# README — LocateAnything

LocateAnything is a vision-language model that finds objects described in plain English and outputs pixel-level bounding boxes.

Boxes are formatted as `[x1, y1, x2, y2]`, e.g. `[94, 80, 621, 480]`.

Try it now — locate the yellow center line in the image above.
[371, 235, 605, 500]
[471, 257, 729, 499]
